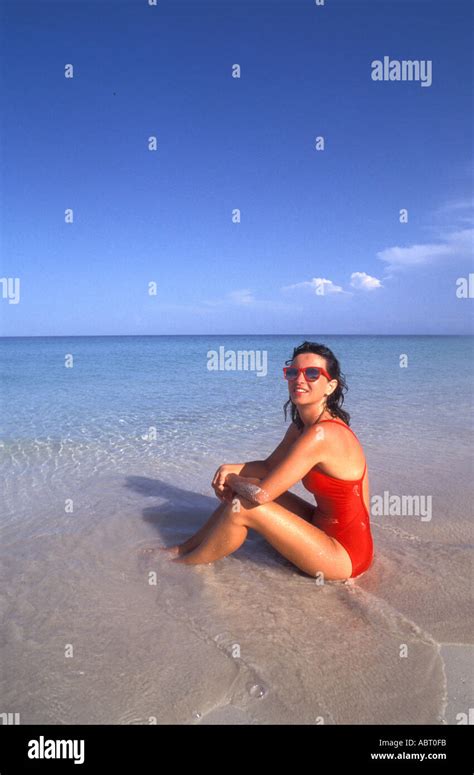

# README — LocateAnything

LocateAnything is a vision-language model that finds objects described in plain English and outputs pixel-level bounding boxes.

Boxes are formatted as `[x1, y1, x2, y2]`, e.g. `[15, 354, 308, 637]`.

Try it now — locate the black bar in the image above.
[0, 724, 471, 773]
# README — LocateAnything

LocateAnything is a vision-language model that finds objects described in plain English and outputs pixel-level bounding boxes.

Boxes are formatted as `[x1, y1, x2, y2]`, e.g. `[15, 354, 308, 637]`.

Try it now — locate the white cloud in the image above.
[378, 194, 474, 274]
[377, 228, 473, 271]
[227, 288, 255, 305]
[201, 289, 292, 312]
[350, 272, 383, 291]
[434, 198, 474, 219]
[283, 277, 345, 295]
[202, 289, 255, 307]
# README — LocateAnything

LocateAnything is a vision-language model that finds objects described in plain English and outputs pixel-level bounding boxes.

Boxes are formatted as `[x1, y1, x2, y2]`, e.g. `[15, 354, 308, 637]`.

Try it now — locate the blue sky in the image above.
[0, 0, 473, 336]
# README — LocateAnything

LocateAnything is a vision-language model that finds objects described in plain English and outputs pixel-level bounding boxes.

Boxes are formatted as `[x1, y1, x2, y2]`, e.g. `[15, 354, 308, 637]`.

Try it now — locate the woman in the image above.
[156, 341, 374, 581]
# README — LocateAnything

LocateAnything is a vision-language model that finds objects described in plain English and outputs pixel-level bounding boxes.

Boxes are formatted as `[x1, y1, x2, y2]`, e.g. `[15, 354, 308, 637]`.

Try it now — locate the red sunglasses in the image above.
[283, 365, 332, 382]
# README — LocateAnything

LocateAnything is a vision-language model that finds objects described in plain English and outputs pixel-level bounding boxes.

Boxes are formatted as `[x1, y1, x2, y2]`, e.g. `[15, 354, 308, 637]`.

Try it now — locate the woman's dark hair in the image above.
[283, 341, 350, 428]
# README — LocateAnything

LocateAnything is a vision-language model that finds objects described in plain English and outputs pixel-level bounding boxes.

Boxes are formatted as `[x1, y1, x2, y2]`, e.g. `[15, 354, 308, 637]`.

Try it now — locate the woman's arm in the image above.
[226, 425, 324, 506]
[212, 463, 267, 501]
[212, 422, 301, 494]
[230, 423, 302, 478]
[238, 461, 270, 478]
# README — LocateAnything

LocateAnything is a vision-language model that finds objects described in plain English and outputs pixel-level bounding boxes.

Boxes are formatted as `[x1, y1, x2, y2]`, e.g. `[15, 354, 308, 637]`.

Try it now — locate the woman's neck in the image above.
[298, 403, 334, 428]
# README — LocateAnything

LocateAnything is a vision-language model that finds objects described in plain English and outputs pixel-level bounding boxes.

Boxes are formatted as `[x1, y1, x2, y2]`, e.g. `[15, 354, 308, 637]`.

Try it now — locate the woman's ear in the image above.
[326, 379, 338, 397]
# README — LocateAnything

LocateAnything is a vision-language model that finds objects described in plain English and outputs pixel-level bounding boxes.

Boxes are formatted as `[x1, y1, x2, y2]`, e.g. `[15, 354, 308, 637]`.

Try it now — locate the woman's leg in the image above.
[176, 490, 315, 551]
[172, 495, 353, 581]
[164, 499, 229, 556]
[274, 490, 315, 522]
[141, 490, 315, 558]
[139, 499, 228, 557]
[172, 501, 248, 566]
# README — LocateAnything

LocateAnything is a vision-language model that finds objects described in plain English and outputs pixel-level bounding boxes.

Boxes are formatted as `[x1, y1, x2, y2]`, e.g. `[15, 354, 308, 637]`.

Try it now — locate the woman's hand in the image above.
[224, 474, 268, 505]
[226, 474, 262, 487]
[212, 464, 243, 501]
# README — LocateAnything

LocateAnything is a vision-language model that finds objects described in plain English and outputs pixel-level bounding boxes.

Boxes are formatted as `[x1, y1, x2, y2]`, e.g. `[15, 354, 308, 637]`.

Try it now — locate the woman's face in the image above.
[288, 353, 337, 407]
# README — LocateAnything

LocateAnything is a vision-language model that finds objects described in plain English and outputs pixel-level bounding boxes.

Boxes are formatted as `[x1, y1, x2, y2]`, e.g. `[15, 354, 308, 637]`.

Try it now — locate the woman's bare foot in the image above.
[138, 544, 179, 558]
[138, 539, 200, 558]
[160, 545, 180, 556]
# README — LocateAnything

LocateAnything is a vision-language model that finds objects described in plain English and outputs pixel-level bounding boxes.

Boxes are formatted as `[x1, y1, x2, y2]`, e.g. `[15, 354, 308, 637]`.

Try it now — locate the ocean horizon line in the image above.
[1, 333, 472, 340]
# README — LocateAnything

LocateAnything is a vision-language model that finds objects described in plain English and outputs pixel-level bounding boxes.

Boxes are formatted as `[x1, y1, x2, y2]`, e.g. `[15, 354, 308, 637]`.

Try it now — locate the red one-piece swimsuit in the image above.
[301, 419, 374, 578]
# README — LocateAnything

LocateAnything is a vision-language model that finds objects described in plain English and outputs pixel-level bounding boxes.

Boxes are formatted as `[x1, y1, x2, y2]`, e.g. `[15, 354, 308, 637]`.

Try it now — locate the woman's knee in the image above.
[226, 494, 258, 525]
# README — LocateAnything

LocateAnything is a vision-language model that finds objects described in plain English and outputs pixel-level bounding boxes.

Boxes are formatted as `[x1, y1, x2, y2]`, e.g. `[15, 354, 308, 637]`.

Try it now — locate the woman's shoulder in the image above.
[312, 416, 359, 445]
[292, 415, 354, 441]
[319, 415, 350, 430]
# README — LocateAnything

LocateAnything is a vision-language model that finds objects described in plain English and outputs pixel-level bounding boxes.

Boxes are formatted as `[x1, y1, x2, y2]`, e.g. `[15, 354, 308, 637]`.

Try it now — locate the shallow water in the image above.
[1, 335, 473, 723]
